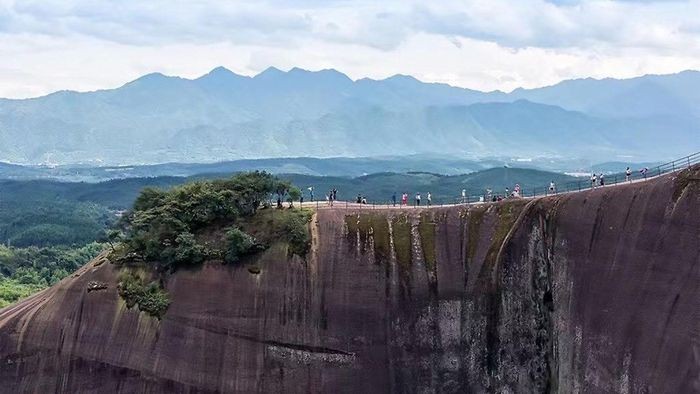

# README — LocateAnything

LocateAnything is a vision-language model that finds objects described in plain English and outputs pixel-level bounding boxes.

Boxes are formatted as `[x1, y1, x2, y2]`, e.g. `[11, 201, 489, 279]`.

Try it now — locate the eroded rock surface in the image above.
[0, 167, 698, 393]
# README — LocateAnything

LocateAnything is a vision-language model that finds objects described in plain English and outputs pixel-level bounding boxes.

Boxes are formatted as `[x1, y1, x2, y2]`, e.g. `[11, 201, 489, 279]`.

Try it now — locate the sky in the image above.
[2, 0, 700, 98]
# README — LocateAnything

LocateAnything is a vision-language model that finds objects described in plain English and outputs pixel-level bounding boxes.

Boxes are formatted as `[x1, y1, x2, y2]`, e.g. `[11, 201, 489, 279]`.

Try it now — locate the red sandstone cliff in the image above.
[0, 167, 698, 393]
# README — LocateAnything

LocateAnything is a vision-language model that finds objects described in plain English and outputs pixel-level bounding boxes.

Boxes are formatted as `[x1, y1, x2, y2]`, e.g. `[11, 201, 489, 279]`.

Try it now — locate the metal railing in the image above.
[289, 151, 700, 210]
[526, 151, 700, 199]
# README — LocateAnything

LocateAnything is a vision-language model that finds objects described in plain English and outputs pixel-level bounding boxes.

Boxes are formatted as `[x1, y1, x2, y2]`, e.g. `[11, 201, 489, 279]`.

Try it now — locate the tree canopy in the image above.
[116, 171, 302, 271]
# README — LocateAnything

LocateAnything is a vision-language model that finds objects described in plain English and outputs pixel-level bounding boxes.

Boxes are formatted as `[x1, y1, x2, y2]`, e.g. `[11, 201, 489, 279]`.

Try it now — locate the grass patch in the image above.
[239, 207, 313, 258]
[117, 270, 170, 319]
[484, 201, 528, 268]
[467, 208, 486, 262]
[345, 213, 391, 263]
[392, 214, 413, 271]
[418, 211, 437, 271]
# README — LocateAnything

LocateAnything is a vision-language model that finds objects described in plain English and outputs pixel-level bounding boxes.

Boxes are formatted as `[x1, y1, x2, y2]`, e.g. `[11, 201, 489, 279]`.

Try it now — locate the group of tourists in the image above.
[590, 173, 606, 188]
[391, 191, 432, 206]
[324, 188, 337, 206]
[304, 165, 656, 209]
[592, 166, 648, 189]
[482, 182, 528, 202]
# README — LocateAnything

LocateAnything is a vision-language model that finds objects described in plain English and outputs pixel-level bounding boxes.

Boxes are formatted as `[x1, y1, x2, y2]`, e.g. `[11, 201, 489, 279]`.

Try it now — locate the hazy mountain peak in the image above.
[287, 67, 353, 84]
[255, 66, 285, 79]
[133, 72, 170, 81]
[385, 74, 421, 83]
[122, 72, 184, 89]
[198, 66, 243, 79]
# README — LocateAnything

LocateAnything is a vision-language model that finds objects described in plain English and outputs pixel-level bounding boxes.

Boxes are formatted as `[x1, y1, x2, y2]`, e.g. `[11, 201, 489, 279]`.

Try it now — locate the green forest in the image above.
[0, 243, 105, 307]
[0, 186, 118, 306]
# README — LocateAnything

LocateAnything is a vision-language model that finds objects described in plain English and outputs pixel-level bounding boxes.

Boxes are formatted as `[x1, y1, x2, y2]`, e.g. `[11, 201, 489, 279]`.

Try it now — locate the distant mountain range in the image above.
[0, 155, 663, 183]
[1, 67, 698, 165]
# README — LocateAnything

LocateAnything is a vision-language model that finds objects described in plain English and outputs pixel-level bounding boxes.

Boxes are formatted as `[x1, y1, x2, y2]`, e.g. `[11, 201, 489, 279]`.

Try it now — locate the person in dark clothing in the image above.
[332, 188, 337, 201]
[640, 167, 649, 178]
[357, 194, 362, 204]
[392, 192, 397, 206]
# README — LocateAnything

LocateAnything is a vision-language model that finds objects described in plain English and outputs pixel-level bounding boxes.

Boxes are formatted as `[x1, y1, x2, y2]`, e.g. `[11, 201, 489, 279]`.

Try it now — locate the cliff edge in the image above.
[0, 166, 698, 393]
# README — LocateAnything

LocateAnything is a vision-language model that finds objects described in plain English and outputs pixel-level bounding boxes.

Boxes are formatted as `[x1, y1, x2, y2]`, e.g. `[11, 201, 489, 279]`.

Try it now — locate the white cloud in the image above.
[1, 0, 700, 97]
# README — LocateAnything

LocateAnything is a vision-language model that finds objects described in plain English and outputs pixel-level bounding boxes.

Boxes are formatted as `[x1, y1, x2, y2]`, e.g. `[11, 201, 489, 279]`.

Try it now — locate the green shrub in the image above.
[137, 283, 170, 318]
[280, 210, 313, 257]
[224, 227, 260, 264]
[118, 272, 145, 309]
[117, 271, 170, 319]
[169, 232, 208, 267]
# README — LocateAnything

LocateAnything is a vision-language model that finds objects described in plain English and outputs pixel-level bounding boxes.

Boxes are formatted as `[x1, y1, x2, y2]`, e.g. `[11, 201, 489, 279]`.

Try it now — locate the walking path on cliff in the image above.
[298, 151, 700, 211]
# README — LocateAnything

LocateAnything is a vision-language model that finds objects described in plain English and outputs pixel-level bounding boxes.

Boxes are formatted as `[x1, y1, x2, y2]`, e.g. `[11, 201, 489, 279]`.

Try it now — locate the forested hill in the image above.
[0, 167, 576, 210]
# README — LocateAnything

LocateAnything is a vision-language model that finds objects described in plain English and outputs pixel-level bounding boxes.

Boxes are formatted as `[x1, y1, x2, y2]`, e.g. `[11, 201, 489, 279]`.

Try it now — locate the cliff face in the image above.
[0, 167, 698, 393]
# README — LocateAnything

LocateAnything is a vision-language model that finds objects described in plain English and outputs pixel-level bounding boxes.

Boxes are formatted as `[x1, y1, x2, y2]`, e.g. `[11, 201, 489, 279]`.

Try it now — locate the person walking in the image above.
[415, 192, 421, 206]
[599, 173, 605, 186]
[591, 173, 597, 188]
[392, 192, 397, 206]
[332, 188, 337, 201]
[549, 181, 556, 194]
[505, 187, 510, 198]
[461, 189, 466, 204]
[308, 186, 314, 202]
[402, 192, 408, 206]
[625, 167, 632, 182]
[640, 167, 649, 179]
[427, 192, 432, 206]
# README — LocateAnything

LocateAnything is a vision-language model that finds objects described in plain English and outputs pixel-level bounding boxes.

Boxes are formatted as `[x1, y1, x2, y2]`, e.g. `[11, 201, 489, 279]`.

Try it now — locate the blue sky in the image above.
[1, 0, 699, 98]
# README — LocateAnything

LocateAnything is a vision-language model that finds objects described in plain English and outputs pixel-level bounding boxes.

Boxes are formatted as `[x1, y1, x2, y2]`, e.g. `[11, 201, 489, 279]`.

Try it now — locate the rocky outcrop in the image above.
[1, 167, 698, 393]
